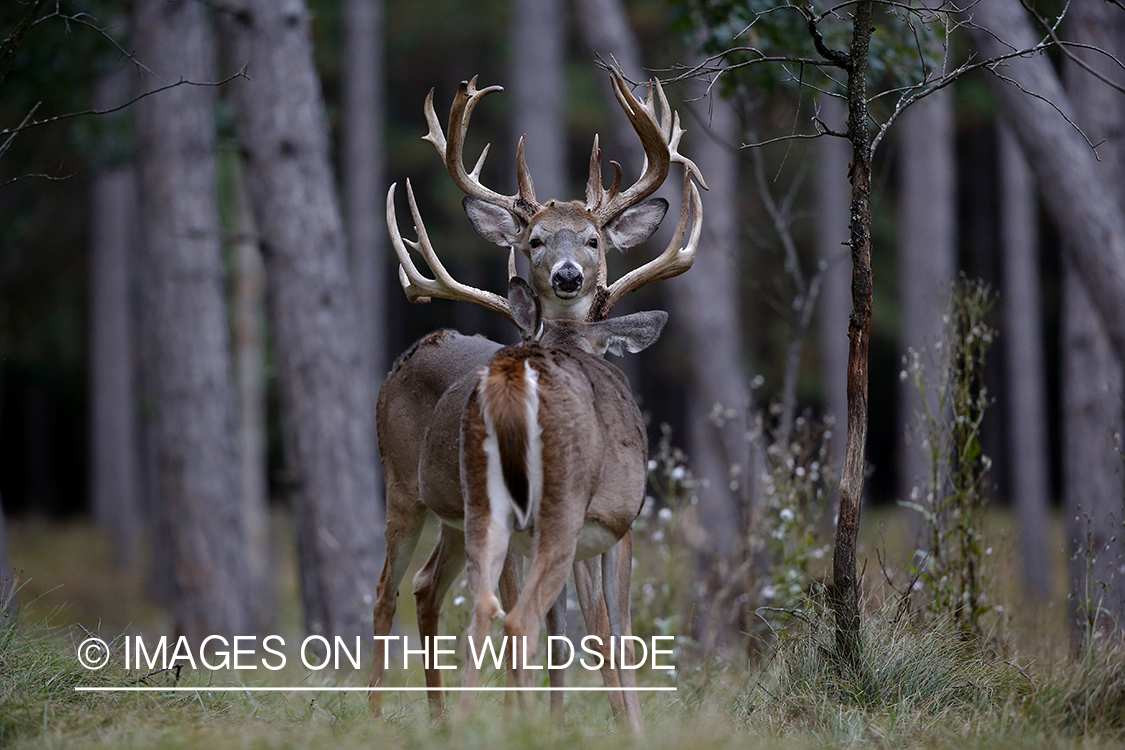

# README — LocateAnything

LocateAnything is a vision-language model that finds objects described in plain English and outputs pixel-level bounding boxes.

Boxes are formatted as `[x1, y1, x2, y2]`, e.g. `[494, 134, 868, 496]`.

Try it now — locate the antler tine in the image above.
[668, 110, 708, 191]
[387, 180, 514, 325]
[591, 171, 703, 321]
[422, 77, 543, 219]
[586, 67, 672, 223]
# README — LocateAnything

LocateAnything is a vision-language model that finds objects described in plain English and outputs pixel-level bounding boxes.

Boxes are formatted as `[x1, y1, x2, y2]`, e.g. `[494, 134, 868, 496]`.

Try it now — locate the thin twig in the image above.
[0, 67, 249, 140]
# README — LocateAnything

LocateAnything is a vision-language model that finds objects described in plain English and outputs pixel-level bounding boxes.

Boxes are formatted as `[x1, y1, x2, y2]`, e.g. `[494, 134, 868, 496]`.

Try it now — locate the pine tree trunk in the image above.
[220, 0, 385, 639]
[896, 89, 956, 532]
[964, 0, 1125, 365]
[89, 62, 141, 567]
[1062, 0, 1125, 629]
[512, 0, 567, 203]
[343, 0, 388, 387]
[998, 124, 1052, 600]
[133, 0, 249, 642]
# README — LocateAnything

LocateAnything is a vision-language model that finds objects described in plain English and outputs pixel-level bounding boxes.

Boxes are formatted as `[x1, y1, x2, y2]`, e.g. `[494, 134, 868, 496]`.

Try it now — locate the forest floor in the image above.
[3, 508, 1123, 749]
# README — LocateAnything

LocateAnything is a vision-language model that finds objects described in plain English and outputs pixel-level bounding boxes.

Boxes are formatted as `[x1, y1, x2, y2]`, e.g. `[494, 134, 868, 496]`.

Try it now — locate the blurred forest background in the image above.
[0, 0, 1123, 656]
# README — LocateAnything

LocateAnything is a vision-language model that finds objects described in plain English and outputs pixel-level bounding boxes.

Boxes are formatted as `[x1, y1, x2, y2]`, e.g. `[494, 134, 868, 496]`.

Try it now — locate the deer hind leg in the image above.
[368, 489, 427, 716]
[502, 504, 582, 712]
[498, 550, 524, 714]
[574, 556, 626, 721]
[612, 530, 644, 737]
[412, 523, 466, 720]
[545, 588, 568, 724]
[455, 504, 513, 724]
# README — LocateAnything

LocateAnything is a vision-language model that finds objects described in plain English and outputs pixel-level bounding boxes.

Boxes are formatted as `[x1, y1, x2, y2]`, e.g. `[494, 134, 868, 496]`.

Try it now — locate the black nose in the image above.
[551, 264, 583, 293]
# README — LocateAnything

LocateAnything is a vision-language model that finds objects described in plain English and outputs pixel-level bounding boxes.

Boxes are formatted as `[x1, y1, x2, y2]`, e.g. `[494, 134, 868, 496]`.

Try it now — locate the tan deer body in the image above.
[371, 67, 705, 735]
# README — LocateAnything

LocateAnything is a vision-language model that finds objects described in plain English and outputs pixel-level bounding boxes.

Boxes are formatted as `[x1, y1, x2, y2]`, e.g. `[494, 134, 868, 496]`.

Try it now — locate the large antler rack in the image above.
[422, 77, 542, 221]
[586, 170, 704, 322]
[387, 179, 517, 325]
[583, 69, 707, 322]
[585, 68, 708, 225]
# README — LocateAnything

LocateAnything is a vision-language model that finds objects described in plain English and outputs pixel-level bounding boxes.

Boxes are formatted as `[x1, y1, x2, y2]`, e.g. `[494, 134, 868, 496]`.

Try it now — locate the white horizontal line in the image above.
[75, 686, 677, 693]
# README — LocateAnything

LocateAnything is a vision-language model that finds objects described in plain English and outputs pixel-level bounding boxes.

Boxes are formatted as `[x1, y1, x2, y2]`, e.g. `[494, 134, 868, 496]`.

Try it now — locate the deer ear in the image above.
[464, 197, 526, 247]
[604, 197, 668, 251]
[591, 310, 668, 356]
[508, 277, 542, 341]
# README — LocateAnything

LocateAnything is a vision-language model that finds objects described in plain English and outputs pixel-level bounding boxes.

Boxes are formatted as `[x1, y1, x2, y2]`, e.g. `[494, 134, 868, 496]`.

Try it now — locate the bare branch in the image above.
[0, 67, 249, 141]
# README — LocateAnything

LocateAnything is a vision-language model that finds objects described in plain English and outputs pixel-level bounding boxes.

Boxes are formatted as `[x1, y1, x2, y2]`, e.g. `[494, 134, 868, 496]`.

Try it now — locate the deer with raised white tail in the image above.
[369, 67, 704, 735]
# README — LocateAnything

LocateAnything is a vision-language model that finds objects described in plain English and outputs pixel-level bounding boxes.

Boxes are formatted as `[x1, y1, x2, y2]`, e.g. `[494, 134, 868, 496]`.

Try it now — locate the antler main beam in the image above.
[585, 68, 708, 224]
[387, 180, 515, 325]
[587, 171, 703, 322]
[422, 78, 542, 219]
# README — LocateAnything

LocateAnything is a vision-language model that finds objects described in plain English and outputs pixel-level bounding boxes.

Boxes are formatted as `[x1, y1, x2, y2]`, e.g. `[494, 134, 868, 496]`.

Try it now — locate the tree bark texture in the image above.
[512, 0, 568, 202]
[816, 96, 852, 484]
[133, 0, 249, 642]
[964, 0, 1125, 365]
[832, 0, 874, 661]
[896, 89, 957, 521]
[1062, 0, 1125, 629]
[997, 124, 1052, 600]
[90, 62, 141, 567]
[343, 0, 388, 388]
[220, 0, 385, 639]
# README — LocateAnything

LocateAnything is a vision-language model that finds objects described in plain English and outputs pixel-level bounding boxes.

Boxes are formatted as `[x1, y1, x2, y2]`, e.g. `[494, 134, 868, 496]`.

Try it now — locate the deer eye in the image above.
[588, 237, 598, 249]
[529, 237, 543, 249]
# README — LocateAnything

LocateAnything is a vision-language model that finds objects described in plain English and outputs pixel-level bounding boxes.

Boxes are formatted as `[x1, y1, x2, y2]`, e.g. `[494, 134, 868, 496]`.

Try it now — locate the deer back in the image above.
[378, 330, 501, 516]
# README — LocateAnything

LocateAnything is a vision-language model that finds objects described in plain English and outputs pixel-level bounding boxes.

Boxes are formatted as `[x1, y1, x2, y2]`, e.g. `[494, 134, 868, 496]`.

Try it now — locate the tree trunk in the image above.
[133, 0, 249, 642]
[572, 0, 644, 179]
[1062, 0, 1125, 630]
[89, 62, 141, 567]
[998, 124, 1052, 600]
[896, 89, 957, 532]
[512, 0, 568, 203]
[832, 0, 875, 663]
[232, 170, 273, 633]
[963, 0, 1125, 366]
[816, 96, 852, 476]
[343, 0, 388, 387]
[220, 0, 385, 639]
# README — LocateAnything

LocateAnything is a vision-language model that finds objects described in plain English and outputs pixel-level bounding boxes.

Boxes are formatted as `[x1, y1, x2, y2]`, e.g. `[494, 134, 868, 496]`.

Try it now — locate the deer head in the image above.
[388, 67, 706, 323]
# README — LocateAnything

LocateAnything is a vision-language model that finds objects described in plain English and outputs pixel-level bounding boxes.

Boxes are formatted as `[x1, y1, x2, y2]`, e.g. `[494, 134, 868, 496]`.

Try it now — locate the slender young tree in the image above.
[219, 0, 385, 639]
[133, 0, 249, 642]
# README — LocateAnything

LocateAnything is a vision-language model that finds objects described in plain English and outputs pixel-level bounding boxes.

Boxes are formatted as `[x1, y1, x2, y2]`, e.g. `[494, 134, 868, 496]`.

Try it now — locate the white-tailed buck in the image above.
[370, 67, 704, 734]
[392, 66, 705, 323]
